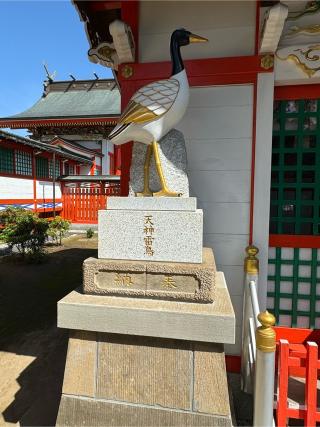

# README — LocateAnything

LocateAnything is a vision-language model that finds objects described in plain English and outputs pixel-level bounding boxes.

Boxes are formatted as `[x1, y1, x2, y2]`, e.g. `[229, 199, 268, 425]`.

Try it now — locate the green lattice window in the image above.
[15, 150, 32, 176]
[0, 147, 14, 174]
[69, 164, 75, 175]
[49, 159, 60, 179]
[36, 156, 49, 179]
[270, 99, 320, 235]
[268, 247, 320, 328]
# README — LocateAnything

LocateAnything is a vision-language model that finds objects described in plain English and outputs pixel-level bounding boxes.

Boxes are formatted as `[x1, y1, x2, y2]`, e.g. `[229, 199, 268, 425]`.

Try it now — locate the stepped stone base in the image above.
[83, 247, 216, 302]
[57, 273, 235, 426]
[56, 331, 232, 427]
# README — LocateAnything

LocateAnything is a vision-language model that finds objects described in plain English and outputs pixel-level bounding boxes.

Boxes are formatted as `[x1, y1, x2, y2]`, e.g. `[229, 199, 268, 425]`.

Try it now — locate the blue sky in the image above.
[0, 1, 113, 134]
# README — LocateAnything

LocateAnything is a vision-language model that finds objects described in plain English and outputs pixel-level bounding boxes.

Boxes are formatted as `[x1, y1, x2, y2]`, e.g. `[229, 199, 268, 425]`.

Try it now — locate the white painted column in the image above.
[253, 72, 275, 310]
[101, 139, 114, 175]
[101, 138, 108, 175]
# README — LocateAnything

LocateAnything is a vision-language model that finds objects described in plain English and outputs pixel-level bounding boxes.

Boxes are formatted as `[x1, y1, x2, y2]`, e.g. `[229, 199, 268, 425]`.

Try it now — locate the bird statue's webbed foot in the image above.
[136, 189, 153, 197]
[153, 188, 182, 197]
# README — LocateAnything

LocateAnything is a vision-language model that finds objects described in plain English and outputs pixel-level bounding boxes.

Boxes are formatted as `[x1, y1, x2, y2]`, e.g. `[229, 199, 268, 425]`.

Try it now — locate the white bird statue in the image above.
[109, 28, 208, 197]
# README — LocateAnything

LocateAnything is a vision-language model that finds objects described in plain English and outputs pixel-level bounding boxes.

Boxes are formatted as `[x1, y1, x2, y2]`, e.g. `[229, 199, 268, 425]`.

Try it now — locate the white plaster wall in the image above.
[139, 1, 256, 63]
[0, 176, 33, 199]
[176, 84, 253, 354]
[36, 181, 61, 199]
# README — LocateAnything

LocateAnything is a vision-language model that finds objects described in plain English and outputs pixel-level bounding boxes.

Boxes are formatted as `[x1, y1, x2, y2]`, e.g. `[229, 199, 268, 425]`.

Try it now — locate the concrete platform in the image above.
[58, 272, 235, 344]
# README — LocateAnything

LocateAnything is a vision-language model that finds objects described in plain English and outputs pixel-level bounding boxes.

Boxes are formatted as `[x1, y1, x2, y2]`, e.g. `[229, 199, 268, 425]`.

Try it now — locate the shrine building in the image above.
[70, 0, 320, 356]
[0, 129, 93, 216]
[0, 77, 121, 222]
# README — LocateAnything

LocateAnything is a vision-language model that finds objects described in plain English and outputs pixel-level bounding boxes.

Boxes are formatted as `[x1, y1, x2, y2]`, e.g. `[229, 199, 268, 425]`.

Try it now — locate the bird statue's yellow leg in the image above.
[152, 140, 181, 197]
[136, 145, 153, 197]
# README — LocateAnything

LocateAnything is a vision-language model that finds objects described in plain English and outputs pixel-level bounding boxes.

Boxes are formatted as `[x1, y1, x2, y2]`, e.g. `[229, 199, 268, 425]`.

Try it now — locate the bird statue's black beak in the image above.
[189, 33, 208, 43]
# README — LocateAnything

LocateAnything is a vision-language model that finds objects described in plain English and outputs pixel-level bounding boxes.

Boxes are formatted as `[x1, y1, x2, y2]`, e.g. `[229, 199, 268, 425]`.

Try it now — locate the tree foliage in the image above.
[47, 216, 70, 245]
[0, 207, 49, 259]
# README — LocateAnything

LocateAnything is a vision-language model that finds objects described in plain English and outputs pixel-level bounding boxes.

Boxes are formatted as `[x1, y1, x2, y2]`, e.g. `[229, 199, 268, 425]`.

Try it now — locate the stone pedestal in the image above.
[99, 197, 203, 263]
[57, 195, 236, 426]
[83, 247, 216, 303]
[56, 273, 235, 426]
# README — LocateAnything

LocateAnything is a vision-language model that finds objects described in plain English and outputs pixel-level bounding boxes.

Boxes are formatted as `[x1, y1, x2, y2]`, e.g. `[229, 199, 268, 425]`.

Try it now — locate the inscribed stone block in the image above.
[82, 248, 215, 302]
[98, 208, 203, 263]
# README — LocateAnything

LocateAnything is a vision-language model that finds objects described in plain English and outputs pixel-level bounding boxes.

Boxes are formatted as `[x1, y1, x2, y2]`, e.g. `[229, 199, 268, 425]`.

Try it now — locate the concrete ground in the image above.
[0, 327, 68, 426]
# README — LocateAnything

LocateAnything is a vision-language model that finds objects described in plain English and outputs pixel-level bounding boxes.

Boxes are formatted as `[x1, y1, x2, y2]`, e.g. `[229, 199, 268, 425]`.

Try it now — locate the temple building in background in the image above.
[0, 77, 121, 221]
[0, 77, 121, 175]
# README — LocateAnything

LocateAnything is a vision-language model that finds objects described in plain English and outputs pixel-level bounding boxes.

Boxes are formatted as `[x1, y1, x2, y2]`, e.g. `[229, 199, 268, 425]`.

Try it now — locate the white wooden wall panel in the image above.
[36, 181, 61, 199]
[0, 176, 33, 199]
[187, 138, 251, 172]
[181, 106, 253, 139]
[188, 171, 251, 203]
[139, 1, 255, 62]
[176, 84, 253, 354]
[221, 265, 244, 296]
[204, 234, 249, 267]
[202, 202, 249, 235]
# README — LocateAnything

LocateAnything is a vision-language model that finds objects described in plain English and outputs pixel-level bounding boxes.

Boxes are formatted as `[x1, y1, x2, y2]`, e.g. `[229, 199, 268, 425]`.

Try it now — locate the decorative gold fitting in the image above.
[121, 65, 134, 79]
[256, 311, 276, 353]
[260, 54, 274, 70]
[244, 245, 259, 274]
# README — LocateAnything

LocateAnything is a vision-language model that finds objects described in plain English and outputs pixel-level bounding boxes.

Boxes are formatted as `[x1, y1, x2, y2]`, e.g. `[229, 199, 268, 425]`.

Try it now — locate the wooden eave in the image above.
[0, 130, 93, 164]
[50, 137, 104, 158]
[0, 116, 118, 129]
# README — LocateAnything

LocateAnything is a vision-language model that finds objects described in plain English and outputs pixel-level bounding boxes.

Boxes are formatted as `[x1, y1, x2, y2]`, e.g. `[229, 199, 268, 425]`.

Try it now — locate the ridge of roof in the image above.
[50, 136, 103, 156]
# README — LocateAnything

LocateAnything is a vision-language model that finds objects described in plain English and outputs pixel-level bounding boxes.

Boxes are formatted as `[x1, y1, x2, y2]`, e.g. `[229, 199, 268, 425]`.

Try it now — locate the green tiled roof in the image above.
[4, 79, 120, 120]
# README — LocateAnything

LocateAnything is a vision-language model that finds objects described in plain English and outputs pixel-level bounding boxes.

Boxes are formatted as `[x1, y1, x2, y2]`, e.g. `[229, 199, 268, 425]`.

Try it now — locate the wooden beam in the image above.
[119, 55, 272, 86]
[87, 1, 121, 12]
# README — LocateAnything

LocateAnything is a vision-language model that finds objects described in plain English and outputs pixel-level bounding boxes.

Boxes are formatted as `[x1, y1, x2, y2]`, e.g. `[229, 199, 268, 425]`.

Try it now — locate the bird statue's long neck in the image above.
[170, 38, 184, 76]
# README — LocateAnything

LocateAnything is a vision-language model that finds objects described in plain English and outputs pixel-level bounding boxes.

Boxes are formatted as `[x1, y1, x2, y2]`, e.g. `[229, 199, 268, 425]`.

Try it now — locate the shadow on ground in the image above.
[1, 327, 68, 426]
[228, 373, 253, 426]
[0, 238, 97, 425]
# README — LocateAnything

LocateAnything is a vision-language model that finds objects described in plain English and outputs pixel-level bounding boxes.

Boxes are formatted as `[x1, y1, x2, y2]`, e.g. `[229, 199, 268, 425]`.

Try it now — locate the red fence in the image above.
[275, 328, 320, 426]
[61, 180, 120, 223]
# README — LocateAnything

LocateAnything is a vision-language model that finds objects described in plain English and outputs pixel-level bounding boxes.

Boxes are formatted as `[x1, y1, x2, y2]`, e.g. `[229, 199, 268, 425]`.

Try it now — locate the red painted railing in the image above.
[275, 330, 320, 426]
[61, 179, 120, 223]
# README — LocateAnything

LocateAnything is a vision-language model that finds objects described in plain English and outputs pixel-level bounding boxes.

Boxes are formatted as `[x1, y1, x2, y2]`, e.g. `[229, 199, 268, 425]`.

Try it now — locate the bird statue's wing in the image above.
[119, 78, 180, 125]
